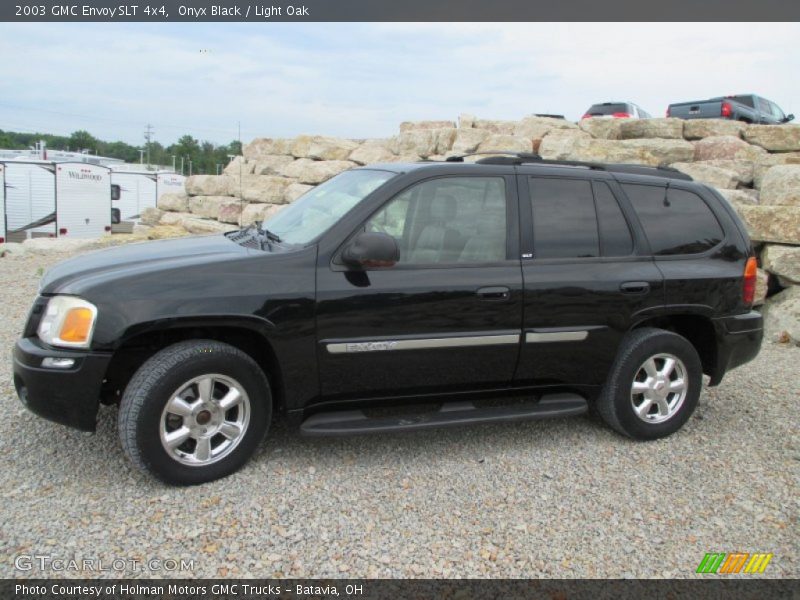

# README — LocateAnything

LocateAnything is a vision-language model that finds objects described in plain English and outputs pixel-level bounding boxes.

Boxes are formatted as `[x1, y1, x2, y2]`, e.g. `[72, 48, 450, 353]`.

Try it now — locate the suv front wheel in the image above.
[119, 340, 271, 485]
[597, 327, 702, 440]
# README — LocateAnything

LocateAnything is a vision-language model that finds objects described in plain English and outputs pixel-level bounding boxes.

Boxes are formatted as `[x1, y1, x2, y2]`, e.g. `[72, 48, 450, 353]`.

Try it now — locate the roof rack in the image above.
[444, 151, 693, 181]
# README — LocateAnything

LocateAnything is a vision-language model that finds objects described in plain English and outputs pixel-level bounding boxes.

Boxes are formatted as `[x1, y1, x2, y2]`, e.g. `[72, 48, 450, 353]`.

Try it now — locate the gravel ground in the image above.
[0, 242, 797, 579]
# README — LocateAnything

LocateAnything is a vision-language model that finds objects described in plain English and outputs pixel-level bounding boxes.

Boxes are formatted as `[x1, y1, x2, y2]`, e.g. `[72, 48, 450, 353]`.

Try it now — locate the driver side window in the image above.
[366, 176, 507, 265]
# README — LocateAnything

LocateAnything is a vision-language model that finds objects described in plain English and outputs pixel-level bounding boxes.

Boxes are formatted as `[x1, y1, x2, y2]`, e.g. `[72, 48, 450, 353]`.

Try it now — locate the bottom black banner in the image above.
[2, 579, 798, 600]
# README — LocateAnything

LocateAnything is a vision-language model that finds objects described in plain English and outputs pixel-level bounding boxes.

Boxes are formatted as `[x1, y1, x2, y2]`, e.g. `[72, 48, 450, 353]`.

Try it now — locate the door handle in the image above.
[620, 281, 650, 294]
[476, 286, 510, 301]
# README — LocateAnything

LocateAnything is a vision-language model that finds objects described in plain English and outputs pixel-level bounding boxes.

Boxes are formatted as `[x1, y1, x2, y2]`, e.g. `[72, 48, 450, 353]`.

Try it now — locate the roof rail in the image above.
[444, 151, 693, 181]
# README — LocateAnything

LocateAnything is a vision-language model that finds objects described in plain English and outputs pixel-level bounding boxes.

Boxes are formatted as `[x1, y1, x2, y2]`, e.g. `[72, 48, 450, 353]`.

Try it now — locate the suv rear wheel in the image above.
[597, 327, 702, 440]
[119, 340, 271, 485]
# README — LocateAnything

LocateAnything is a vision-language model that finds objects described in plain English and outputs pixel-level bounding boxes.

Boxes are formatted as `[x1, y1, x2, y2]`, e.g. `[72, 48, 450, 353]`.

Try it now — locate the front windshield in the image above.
[263, 169, 396, 244]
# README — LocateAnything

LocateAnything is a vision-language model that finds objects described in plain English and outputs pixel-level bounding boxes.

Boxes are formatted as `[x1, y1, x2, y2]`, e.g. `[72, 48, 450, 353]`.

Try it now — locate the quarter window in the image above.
[365, 177, 507, 265]
[623, 184, 723, 256]
[594, 182, 633, 256]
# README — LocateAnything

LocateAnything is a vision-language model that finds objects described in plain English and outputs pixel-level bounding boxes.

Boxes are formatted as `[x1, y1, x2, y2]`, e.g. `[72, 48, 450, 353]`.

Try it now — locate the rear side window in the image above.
[731, 95, 755, 108]
[531, 178, 598, 259]
[623, 184, 724, 256]
[594, 182, 633, 256]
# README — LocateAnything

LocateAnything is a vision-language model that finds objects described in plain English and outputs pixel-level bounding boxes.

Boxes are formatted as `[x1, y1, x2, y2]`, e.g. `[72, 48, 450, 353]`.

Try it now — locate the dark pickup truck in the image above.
[667, 94, 793, 124]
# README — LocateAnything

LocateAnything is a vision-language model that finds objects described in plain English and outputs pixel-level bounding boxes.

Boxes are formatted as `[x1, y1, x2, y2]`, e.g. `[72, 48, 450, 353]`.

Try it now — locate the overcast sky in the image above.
[1, 22, 797, 147]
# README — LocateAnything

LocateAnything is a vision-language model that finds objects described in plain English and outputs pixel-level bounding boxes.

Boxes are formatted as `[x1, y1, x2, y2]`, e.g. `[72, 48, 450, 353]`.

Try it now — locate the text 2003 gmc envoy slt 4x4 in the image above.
[13, 153, 763, 485]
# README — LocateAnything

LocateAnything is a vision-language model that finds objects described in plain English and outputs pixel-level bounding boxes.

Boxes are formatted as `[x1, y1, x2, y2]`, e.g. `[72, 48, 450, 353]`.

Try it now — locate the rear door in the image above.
[315, 173, 524, 401]
[515, 172, 664, 387]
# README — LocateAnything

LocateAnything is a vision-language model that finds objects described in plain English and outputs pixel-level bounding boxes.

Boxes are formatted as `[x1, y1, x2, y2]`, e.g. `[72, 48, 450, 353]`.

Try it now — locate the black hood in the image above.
[41, 234, 250, 296]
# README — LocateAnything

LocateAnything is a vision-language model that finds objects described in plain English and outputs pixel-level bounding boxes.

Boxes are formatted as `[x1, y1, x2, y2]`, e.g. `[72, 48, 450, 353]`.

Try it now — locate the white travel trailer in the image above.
[110, 170, 185, 227]
[0, 163, 5, 243]
[111, 171, 157, 224]
[2, 160, 57, 242]
[54, 163, 112, 238]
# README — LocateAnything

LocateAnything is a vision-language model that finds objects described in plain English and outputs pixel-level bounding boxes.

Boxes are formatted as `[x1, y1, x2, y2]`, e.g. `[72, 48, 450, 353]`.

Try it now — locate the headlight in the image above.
[37, 296, 98, 349]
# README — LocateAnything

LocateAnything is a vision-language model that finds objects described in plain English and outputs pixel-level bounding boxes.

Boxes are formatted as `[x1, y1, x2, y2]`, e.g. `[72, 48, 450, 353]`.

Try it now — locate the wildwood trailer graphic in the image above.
[696, 552, 773, 574]
[67, 168, 102, 181]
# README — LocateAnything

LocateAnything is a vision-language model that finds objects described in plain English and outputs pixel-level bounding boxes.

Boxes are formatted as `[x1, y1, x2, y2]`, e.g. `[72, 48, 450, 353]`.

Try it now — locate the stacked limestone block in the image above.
[151, 116, 800, 343]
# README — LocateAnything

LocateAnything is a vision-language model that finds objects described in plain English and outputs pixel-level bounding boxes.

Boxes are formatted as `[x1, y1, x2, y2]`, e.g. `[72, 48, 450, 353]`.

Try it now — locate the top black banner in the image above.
[3, 0, 800, 22]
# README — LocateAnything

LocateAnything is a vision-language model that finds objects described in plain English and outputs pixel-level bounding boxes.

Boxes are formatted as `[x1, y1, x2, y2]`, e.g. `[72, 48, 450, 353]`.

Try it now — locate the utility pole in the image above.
[138, 149, 145, 164]
[180, 156, 184, 175]
[171, 155, 176, 172]
[144, 124, 154, 168]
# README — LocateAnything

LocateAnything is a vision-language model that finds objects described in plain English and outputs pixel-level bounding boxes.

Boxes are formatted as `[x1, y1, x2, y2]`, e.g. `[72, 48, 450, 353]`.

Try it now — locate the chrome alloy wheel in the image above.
[159, 374, 251, 466]
[630, 353, 688, 424]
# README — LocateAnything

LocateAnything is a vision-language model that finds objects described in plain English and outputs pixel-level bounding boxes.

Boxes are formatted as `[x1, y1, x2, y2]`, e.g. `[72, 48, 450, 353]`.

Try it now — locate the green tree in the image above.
[68, 130, 98, 153]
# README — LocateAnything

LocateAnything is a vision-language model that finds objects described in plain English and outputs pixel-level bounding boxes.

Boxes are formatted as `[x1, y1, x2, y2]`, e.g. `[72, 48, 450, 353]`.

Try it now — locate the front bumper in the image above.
[13, 337, 112, 431]
[709, 310, 763, 385]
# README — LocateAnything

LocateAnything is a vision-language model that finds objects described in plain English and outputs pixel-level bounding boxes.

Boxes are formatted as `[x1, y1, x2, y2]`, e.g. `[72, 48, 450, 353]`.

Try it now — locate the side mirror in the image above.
[785, 114, 795, 123]
[342, 232, 399, 268]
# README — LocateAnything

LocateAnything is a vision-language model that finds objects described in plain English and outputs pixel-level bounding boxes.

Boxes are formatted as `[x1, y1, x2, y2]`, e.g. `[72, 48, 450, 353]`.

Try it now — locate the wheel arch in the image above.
[630, 313, 718, 381]
[101, 318, 285, 416]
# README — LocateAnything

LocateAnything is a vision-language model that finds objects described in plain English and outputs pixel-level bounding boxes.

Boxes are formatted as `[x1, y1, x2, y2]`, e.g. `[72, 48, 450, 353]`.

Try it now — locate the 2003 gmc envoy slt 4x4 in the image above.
[13, 153, 763, 484]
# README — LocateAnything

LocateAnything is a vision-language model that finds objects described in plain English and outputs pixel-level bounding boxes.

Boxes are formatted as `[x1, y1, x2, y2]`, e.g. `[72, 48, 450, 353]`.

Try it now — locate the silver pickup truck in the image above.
[667, 94, 793, 124]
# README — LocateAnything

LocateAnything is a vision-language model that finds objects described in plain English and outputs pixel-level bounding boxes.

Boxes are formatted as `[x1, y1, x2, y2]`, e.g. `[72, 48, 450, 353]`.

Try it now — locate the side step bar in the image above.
[300, 393, 588, 437]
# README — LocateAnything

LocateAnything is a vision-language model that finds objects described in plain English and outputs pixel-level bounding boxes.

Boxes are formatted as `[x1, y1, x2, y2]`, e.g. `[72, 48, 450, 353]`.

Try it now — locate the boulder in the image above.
[541, 136, 694, 166]
[683, 119, 746, 140]
[759, 165, 800, 206]
[732, 204, 800, 244]
[243, 137, 294, 160]
[670, 162, 739, 189]
[695, 159, 754, 185]
[578, 118, 625, 140]
[434, 128, 458, 154]
[473, 119, 517, 135]
[387, 153, 422, 163]
[458, 113, 476, 129]
[157, 193, 190, 212]
[451, 128, 490, 154]
[619, 118, 684, 140]
[252, 155, 295, 175]
[223, 156, 255, 177]
[753, 153, 800, 189]
[514, 116, 577, 142]
[181, 217, 232, 235]
[185, 175, 232, 197]
[754, 268, 769, 307]
[239, 203, 283, 227]
[139, 206, 164, 226]
[538, 130, 594, 160]
[217, 200, 244, 224]
[693, 135, 767, 162]
[717, 189, 758, 205]
[744, 124, 800, 152]
[396, 130, 439, 158]
[280, 159, 356, 185]
[284, 182, 314, 203]
[476, 134, 532, 154]
[188, 195, 233, 219]
[239, 175, 294, 203]
[399, 120, 456, 132]
[349, 143, 395, 165]
[761, 286, 800, 345]
[159, 211, 193, 227]
[762, 244, 800, 284]
[291, 135, 359, 161]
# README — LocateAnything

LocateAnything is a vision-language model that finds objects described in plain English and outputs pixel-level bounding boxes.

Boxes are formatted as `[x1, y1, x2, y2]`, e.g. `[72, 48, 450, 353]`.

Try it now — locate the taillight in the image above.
[742, 257, 758, 306]
[0, 237, 4, 243]
[59, 228, 68, 235]
[612, 112, 631, 118]
[104, 225, 112, 232]
[721, 101, 732, 118]
[581, 113, 592, 120]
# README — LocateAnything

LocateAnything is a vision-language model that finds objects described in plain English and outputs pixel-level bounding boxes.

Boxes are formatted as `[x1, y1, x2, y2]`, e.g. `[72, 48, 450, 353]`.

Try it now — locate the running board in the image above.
[300, 393, 588, 437]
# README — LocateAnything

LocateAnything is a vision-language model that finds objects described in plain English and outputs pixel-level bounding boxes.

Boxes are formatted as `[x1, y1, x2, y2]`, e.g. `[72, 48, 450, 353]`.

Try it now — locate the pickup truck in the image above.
[667, 94, 794, 124]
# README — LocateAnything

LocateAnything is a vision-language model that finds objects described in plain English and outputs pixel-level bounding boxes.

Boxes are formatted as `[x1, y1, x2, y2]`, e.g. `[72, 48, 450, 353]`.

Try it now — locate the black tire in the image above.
[119, 340, 271, 485]
[596, 327, 702, 440]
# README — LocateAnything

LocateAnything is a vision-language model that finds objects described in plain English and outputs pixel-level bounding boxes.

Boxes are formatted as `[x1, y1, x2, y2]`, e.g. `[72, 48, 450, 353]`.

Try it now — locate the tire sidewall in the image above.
[612, 332, 702, 440]
[128, 343, 270, 485]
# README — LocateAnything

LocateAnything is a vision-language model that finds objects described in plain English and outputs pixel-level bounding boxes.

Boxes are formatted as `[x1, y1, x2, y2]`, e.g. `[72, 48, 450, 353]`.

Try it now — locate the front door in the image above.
[315, 174, 523, 401]
[515, 174, 665, 387]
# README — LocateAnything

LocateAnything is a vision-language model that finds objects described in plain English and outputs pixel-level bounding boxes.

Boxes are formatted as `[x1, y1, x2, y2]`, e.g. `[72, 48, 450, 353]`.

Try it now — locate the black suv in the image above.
[13, 154, 763, 484]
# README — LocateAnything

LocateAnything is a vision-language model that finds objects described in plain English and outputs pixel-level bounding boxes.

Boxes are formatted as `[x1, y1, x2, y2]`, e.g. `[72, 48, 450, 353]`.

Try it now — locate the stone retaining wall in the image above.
[143, 116, 800, 344]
